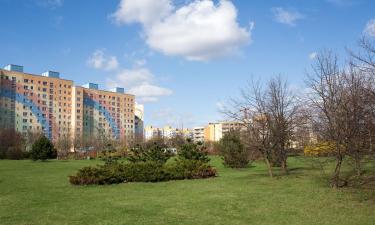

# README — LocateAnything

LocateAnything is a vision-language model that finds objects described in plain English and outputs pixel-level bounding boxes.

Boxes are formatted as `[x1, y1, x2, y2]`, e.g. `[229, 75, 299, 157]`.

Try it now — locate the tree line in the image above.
[221, 37, 375, 188]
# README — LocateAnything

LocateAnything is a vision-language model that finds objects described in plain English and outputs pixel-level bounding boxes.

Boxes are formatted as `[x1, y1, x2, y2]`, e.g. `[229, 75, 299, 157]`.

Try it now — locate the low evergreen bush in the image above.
[165, 159, 217, 180]
[69, 159, 217, 185]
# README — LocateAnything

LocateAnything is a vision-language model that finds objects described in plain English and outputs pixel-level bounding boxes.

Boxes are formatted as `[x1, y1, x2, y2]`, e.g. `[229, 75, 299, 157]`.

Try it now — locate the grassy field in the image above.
[0, 157, 374, 225]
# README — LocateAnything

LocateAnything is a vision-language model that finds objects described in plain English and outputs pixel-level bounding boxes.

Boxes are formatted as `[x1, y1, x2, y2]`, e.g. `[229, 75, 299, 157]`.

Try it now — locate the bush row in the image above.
[69, 159, 217, 185]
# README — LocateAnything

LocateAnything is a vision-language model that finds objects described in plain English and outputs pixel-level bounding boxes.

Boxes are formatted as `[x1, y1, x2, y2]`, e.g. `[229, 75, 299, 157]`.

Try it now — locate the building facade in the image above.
[144, 125, 161, 140]
[134, 103, 144, 140]
[162, 125, 178, 139]
[193, 127, 205, 143]
[0, 64, 135, 143]
[204, 121, 244, 142]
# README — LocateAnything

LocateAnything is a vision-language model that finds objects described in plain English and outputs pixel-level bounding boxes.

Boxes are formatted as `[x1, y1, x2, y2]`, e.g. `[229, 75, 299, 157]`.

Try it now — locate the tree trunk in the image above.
[331, 155, 343, 188]
[354, 153, 362, 176]
[264, 157, 273, 178]
[281, 158, 288, 175]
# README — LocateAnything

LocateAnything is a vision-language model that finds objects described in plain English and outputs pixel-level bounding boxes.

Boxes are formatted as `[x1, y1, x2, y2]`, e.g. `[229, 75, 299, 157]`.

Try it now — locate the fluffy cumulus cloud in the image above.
[87, 49, 119, 71]
[112, 0, 251, 61]
[106, 67, 172, 103]
[364, 18, 375, 38]
[111, 0, 172, 27]
[271, 7, 303, 26]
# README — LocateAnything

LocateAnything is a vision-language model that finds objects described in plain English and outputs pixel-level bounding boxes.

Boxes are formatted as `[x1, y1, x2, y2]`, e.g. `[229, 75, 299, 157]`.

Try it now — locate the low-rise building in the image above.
[144, 125, 161, 140]
[162, 125, 178, 139]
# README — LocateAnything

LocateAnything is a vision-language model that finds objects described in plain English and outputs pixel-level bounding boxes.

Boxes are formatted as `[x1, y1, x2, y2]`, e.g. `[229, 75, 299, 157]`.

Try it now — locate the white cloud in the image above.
[111, 0, 172, 27]
[364, 18, 375, 38]
[87, 49, 119, 71]
[128, 83, 172, 98]
[112, 0, 251, 61]
[138, 96, 159, 103]
[309, 52, 317, 60]
[106, 67, 172, 103]
[271, 7, 303, 26]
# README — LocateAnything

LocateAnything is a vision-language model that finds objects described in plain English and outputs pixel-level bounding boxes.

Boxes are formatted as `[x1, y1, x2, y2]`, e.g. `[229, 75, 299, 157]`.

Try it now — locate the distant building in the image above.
[134, 103, 144, 140]
[193, 127, 205, 143]
[221, 121, 245, 134]
[144, 125, 161, 140]
[144, 125, 193, 141]
[181, 128, 193, 140]
[162, 125, 178, 139]
[204, 123, 222, 142]
[204, 121, 244, 142]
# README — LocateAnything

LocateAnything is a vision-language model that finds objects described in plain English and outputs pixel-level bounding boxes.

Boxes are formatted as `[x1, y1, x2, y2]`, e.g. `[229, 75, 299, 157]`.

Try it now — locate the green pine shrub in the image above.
[217, 131, 250, 168]
[165, 159, 217, 180]
[30, 135, 57, 161]
[178, 142, 210, 163]
[69, 159, 217, 185]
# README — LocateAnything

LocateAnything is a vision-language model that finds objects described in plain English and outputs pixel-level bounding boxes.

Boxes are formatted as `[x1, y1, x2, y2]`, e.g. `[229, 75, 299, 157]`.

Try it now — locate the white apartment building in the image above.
[193, 127, 205, 143]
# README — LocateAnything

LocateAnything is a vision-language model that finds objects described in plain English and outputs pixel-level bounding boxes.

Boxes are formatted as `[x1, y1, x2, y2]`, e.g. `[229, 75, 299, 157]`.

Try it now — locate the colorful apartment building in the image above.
[0, 64, 135, 143]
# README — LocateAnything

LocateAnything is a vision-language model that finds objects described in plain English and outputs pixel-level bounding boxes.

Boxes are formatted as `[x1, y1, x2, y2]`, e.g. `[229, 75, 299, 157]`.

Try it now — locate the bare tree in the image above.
[55, 134, 72, 159]
[223, 76, 299, 177]
[306, 50, 375, 187]
[306, 51, 348, 188]
[349, 37, 375, 75]
[266, 77, 300, 173]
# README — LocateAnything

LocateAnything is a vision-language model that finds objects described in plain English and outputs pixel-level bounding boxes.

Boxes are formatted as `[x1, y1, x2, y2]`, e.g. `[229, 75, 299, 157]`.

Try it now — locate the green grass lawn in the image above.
[0, 157, 374, 225]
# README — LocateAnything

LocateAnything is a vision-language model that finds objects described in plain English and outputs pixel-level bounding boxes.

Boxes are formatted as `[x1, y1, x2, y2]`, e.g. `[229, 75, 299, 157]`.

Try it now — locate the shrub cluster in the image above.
[69, 160, 216, 185]
[70, 141, 216, 185]
[304, 141, 336, 157]
[128, 142, 172, 164]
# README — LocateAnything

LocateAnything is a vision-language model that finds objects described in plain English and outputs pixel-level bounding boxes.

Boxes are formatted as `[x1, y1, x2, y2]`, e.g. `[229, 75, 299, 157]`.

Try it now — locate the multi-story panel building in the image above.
[204, 121, 244, 142]
[221, 121, 245, 134]
[193, 127, 205, 143]
[81, 84, 135, 140]
[0, 65, 74, 140]
[204, 123, 223, 142]
[0, 64, 136, 143]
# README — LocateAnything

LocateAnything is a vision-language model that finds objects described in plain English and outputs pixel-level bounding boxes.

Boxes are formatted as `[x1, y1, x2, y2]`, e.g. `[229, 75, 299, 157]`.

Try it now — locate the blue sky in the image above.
[1, 0, 374, 128]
